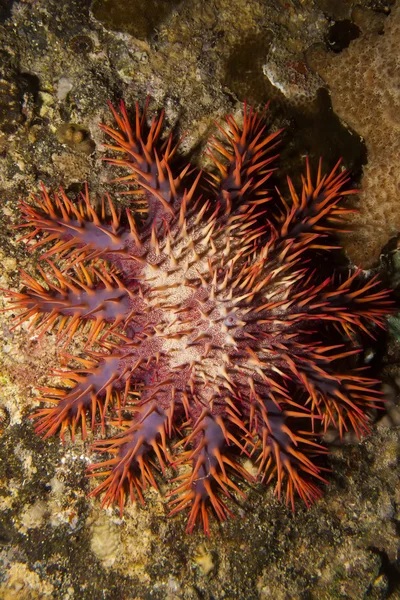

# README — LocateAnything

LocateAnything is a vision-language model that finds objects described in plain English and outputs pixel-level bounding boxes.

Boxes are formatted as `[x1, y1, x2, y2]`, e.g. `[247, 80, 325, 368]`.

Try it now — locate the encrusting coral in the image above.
[308, 2, 400, 266]
[3, 99, 393, 535]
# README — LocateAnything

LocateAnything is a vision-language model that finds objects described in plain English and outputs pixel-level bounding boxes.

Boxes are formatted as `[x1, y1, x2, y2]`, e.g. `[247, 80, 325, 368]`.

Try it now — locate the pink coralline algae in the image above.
[4, 99, 393, 535]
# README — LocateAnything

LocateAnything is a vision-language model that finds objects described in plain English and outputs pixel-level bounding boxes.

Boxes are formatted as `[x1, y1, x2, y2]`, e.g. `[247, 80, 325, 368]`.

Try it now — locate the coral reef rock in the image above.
[308, 3, 400, 266]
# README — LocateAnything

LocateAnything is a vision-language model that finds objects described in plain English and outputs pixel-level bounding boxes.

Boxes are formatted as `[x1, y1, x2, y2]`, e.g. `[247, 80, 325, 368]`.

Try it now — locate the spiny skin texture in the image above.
[4, 99, 393, 535]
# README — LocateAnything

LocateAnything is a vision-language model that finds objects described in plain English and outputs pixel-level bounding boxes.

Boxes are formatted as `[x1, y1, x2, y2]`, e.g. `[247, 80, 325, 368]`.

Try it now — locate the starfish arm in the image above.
[32, 353, 133, 442]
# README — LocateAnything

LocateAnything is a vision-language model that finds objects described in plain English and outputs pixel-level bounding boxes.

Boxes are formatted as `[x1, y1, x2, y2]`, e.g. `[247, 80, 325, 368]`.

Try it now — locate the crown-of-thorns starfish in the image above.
[3, 98, 393, 535]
